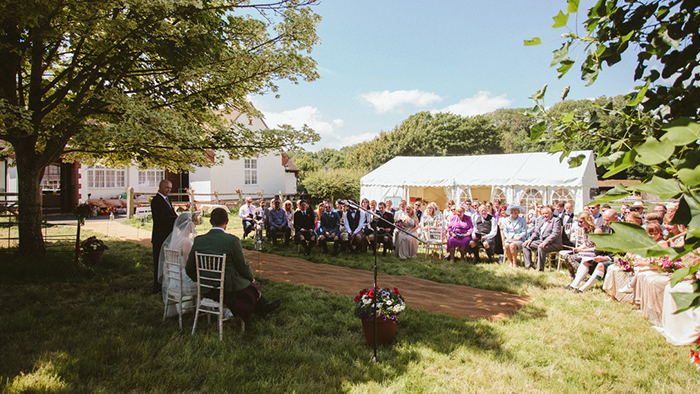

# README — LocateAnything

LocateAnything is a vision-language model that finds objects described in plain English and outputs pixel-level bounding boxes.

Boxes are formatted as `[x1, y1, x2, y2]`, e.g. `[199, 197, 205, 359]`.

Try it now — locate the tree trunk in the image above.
[15, 150, 47, 256]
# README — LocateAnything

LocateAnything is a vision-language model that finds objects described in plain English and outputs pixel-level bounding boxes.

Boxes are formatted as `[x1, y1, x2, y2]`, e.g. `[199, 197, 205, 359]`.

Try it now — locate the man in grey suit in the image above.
[522, 205, 563, 271]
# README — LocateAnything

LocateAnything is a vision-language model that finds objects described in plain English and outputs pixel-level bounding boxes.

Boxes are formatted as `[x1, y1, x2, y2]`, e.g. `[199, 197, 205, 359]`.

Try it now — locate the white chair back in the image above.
[192, 252, 243, 340]
[163, 248, 195, 329]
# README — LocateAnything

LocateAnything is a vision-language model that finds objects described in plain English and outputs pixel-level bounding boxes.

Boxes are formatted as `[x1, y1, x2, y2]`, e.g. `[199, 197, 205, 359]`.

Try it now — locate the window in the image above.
[245, 159, 257, 185]
[492, 188, 506, 204]
[87, 167, 126, 189]
[551, 188, 574, 207]
[459, 188, 472, 204]
[138, 169, 165, 187]
[519, 188, 542, 209]
[41, 165, 61, 191]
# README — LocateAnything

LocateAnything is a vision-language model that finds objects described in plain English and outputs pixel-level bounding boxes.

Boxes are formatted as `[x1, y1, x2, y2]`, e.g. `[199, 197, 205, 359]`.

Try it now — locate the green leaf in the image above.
[551, 41, 571, 67]
[678, 164, 700, 186]
[530, 121, 546, 141]
[524, 37, 542, 46]
[588, 222, 671, 257]
[671, 291, 700, 314]
[552, 11, 569, 28]
[567, 0, 580, 13]
[673, 194, 700, 229]
[662, 117, 700, 146]
[529, 84, 547, 100]
[627, 176, 682, 200]
[550, 141, 564, 153]
[603, 150, 637, 178]
[560, 86, 570, 100]
[627, 81, 649, 107]
[635, 136, 675, 165]
[671, 264, 699, 287]
[567, 154, 585, 168]
[557, 58, 575, 78]
[589, 183, 630, 204]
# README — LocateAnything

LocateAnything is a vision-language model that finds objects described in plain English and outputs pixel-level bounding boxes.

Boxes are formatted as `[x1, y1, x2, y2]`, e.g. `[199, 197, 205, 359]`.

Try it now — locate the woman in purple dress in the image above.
[447, 206, 473, 262]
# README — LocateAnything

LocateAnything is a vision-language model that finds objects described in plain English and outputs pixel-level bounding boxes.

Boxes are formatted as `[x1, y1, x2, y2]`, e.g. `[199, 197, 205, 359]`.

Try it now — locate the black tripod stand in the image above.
[342, 200, 426, 362]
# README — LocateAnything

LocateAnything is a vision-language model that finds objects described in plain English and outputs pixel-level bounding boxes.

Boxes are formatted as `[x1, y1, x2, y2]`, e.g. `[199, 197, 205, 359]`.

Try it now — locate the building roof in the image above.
[281, 152, 299, 173]
[360, 151, 598, 189]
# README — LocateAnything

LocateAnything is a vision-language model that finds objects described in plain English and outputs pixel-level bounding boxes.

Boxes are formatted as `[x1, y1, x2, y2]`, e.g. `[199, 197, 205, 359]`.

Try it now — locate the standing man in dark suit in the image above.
[151, 179, 178, 293]
[185, 208, 280, 322]
[522, 205, 563, 271]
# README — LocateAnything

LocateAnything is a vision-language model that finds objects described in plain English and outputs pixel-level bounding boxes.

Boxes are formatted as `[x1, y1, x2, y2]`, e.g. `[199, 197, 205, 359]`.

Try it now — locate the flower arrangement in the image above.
[74, 203, 96, 225]
[616, 257, 634, 273]
[655, 257, 684, 273]
[79, 236, 109, 253]
[691, 337, 700, 371]
[354, 287, 406, 322]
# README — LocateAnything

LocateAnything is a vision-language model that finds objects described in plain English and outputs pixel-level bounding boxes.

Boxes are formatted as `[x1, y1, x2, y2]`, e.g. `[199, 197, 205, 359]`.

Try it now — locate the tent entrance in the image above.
[408, 186, 447, 209]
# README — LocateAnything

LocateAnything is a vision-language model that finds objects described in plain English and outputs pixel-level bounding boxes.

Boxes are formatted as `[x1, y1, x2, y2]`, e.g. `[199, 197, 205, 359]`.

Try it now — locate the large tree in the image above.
[0, 0, 321, 256]
[346, 111, 503, 171]
[528, 0, 700, 310]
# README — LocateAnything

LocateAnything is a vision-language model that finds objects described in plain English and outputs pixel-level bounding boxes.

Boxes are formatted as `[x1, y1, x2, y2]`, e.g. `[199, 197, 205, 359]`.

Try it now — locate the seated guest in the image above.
[343, 200, 367, 254]
[318, 202, 341, 256]
[253, 198, 269, 239]
[447, 206, 473, 263]
[370, 200, 378, 214]
[360, 198, 374, 252]
[419, 203, 442, 233]
[443, 200, 456, 219]
[566, 210, 617, 292]
[294, 200, 316, 256]
[238, 198, 256, 239]
[562, 212, 598, 278]
[185, 208, 280, 323]
[522, 205, 563, 271]
[283, 200, 295, 236]
[470, 205, 498, 263]
[268, 199, 291, 246]
[385, 199, 395, 214]
[395, 205, 419, 259]
[414, 200, 423, 222]
[372, 201, 394, 256]
[501, 205, 527, 268]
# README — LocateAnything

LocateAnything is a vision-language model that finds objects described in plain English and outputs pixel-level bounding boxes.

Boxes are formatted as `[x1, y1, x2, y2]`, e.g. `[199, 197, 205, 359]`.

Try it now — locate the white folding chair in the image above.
[557, 226, 586, 272]
[191, 252, 244, 340]
[424, 225, 446, 259]
[163, 248, 196, 329]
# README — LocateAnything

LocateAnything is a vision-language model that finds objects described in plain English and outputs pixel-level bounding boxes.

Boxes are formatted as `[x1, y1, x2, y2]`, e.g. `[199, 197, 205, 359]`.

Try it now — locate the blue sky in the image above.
[251, 0, 639, 151]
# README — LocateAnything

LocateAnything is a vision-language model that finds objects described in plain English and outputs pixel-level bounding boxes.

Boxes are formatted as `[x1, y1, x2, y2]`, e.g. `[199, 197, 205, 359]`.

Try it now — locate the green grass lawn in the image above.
[1, 226, 698, 393]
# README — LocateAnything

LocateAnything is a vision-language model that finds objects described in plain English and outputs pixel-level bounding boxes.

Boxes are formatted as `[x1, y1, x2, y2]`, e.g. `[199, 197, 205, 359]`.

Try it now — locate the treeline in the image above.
[290, 95, 651, 201]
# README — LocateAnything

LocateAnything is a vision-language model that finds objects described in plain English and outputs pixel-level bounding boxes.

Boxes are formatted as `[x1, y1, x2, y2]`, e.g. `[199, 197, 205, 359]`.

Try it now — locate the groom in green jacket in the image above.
[186, 208, 281, 322]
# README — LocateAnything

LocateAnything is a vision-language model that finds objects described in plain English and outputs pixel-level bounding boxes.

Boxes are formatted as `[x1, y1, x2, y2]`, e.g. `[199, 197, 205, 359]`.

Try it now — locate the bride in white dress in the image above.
[158, 212, 199, 316]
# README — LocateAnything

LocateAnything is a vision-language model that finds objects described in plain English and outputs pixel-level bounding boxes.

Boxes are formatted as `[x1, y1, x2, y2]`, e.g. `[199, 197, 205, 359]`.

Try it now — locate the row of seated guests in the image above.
[240, 197, 404, 257]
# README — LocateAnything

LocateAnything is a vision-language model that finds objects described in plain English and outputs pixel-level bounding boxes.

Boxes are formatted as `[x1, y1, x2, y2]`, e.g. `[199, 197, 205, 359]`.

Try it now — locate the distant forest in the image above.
[290, 95, 652, 197]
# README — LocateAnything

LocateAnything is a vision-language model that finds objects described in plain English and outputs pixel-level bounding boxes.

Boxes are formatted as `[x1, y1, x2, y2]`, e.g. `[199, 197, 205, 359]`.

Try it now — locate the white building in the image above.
[78, 108, 299, 203]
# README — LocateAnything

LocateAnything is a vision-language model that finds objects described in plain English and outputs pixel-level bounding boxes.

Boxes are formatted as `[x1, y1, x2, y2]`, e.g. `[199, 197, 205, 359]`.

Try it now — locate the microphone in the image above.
[339, 199, 360, 209]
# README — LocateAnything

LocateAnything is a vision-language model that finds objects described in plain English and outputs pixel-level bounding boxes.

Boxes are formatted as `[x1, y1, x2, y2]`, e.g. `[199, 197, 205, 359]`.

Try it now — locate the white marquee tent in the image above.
[360, 151, 598, 211]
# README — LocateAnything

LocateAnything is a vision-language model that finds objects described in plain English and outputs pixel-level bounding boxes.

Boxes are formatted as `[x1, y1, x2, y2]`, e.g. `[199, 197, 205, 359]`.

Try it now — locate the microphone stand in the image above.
[344, 200, 427, 362]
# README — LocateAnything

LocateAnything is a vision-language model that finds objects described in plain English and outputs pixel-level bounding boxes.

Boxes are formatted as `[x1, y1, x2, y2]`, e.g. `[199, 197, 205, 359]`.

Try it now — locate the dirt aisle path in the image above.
[83, 220, 528, 320]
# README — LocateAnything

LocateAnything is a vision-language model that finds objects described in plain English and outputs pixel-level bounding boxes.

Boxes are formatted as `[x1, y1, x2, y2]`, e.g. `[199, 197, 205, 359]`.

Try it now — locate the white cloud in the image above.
[360, 89, 442, 114]
[432, 91, 513, 116]
[255, 104, 353, 151]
